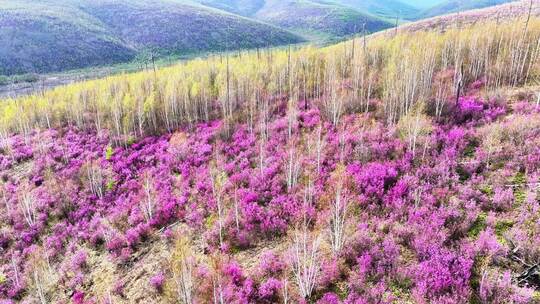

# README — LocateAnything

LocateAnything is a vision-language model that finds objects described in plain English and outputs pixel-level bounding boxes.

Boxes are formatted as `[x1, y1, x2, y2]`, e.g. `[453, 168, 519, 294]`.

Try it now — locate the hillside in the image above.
[0, 0, 135, 76]
[192, 0, 424, 22]
[1, 0, 528, 77]
[0, 16, 539, 303]
[390, 0, 540, 33]
[402, 0, 445, 8]
[329, 0, 419, 20]
[191, 0, 395, 39]
[417, 0, 517, 19]
[0, 0, 302, 76]
[79, 0, 302, 54]
[193, 0, 266, 16]
[254, 0, 393, 39]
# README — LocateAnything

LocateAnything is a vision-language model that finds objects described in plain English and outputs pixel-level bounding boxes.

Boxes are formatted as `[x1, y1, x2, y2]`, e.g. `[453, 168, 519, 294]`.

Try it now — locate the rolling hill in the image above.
[401, 0, 446, 8]
[0, 0, 529, 77]
[191, 0, 420, 20]
[417, 0, 517, 19]
[329, 0, 420, 21]
[77, 0, 302, 54]
[0, 0, 399, 76]
[191, 0, 395, 39]
[0, 0, 136, 76]
[193, 0, 266, 16]
[195, 0, 418, 28]
[389, 0, 540, 34]
[0, 0, 302, 75]
[253, 0, 393, 39]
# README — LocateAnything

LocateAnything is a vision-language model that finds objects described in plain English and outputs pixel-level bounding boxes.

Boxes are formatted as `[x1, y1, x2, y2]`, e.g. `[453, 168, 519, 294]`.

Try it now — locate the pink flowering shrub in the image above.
[258, 278, 283, 301]
[150, 272, 165, 293]
[412, 248, 474, 302]
[0, 90, 538, 303]
[479, 271, 534, 304]
[491, 187, 514, 211]
[347, 161, 399, 204]
[317, 292, 341, 304]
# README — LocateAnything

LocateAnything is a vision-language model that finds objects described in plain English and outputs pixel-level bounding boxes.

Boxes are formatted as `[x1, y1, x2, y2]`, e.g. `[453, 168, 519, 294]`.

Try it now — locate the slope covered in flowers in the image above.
[0, 79, 539, 303]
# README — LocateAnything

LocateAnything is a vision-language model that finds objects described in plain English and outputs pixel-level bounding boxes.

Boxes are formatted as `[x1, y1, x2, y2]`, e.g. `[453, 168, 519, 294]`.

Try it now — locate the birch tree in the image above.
[291, 227, 322, 300]
[168, 235, 196, 304]
[210, 163, 228, 249]
[397, 107, 433, 159]
[329, 182, 349, 254]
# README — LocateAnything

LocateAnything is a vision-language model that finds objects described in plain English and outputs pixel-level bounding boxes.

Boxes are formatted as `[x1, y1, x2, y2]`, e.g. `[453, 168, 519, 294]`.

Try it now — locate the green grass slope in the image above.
[254, 0, 393, 39]
[0, 0, 302, 76]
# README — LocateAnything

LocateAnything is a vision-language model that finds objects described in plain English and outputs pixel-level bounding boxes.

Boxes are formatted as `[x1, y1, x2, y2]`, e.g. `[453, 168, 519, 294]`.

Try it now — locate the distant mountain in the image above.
[0, 0, 302, 75]
[401, 0, 446, 8]
[0, 0, 135, 76]
[254, 0, 393, 39]
[192, 0, 417, 21]
[191, 0, 394, 39]
[1, 0, 518, 76]
[417, 0, 517, 19]
[330, 0, 420, 21]
[78, 0, 302, 53]
[193, 0, 266, 16]
[371, 0, 539, 35]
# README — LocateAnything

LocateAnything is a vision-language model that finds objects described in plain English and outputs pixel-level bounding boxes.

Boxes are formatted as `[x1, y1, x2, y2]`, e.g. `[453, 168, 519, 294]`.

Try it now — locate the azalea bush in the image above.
[0, 91, 539, 303]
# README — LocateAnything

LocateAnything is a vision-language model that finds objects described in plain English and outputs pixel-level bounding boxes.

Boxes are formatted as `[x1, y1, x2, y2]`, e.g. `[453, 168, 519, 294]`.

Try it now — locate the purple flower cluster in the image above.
[0, 93, 538, 303]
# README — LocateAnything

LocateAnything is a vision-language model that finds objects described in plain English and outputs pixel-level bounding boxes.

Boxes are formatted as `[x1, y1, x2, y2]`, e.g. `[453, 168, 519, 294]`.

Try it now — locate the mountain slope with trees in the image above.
[0, 0, 302, 75]
[0, 4, 539, 303]
[0, 0, 135, 75]
[0, 16, 540, 304]
[0, 0, 532, 77]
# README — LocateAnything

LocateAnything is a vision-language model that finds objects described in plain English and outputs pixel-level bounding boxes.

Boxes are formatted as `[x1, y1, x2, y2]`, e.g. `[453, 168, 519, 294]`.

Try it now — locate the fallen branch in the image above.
[507, 238, 540, 288]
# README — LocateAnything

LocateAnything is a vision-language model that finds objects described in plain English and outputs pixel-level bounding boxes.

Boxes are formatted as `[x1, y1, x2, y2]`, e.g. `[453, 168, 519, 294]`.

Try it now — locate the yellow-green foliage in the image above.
[104, 145, 113, 160]
[1, 18, 540, 138]
[165, 234, 197, 304]
[397, 104, 433, 158]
